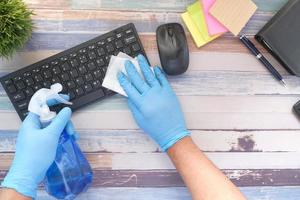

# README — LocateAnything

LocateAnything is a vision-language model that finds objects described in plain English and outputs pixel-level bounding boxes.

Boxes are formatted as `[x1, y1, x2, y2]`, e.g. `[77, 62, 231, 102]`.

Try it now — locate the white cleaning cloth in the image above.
[102, 52, 142, 96]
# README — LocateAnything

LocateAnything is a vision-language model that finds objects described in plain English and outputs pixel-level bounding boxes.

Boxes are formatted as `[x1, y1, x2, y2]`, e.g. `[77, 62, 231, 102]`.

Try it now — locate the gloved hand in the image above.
[1, 96, 76, 199]
[118, 54, 190, 151]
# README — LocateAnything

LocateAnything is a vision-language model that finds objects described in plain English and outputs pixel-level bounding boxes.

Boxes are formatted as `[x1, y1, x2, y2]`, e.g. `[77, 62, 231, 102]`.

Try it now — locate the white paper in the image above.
[102, 52, 142, 96]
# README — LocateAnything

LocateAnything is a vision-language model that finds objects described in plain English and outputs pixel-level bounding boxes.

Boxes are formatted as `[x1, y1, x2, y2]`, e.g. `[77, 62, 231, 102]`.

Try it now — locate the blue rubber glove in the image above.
[1, 97, 76, 199]
[118, 55, 190, 151]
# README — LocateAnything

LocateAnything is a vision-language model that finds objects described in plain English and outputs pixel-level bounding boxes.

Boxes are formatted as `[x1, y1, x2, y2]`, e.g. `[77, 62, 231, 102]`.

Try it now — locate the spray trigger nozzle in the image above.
[28, 83, 72, 124]
[50, 84, 72, 105]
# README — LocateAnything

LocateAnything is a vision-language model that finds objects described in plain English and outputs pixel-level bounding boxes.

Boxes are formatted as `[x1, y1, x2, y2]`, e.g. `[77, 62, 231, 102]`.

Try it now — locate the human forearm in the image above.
[118, 55, 245, 200]
[167, 137, 246, 200]
[0, 188, 31, 200]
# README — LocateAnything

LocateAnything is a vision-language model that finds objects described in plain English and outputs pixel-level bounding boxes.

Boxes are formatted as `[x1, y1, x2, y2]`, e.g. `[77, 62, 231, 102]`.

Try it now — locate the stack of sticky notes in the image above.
[182, 0, 257, 47]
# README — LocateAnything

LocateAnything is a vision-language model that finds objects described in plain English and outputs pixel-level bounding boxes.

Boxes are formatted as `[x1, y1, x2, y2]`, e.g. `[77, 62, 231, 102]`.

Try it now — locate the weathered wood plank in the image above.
[1, 169, 299, 187]
[29, 10, 270, 34]
[29, 11, 271, 37]
[110, 152, 300, 170]
[1, 129, 300, 153]
[33, 186, 300, 200]
[25, 0, 288, 12]
[24, 0, 70, 9]
[1, 152, 300, 170]
[19, 33, 266, 53]
[0, 95, 299, 130]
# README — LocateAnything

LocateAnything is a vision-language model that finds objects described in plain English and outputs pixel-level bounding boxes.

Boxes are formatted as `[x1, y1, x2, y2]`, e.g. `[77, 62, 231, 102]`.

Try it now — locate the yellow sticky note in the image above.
[182, 12, 205, 48]
[182, 1, 220, 47]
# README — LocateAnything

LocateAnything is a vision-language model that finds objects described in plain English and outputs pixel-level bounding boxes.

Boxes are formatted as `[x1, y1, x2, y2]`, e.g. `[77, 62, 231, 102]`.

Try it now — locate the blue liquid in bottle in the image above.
[44, 131, 93, 200]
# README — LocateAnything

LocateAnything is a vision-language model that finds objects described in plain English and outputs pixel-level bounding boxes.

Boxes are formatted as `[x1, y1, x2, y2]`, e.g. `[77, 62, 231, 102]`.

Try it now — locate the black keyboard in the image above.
[0, 23, 147, 120]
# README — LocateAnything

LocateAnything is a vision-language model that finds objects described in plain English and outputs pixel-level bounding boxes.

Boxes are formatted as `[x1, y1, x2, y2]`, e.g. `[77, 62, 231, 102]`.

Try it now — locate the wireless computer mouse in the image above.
[156, 23, 189, 75]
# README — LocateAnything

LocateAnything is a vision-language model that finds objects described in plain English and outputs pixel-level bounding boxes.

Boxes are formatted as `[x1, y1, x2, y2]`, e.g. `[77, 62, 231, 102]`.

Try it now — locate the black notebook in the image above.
[255, 0, 300, 76]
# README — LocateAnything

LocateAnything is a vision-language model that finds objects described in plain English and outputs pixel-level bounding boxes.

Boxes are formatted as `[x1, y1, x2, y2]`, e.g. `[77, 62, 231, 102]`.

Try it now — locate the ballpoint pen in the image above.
[240, 35, 286, 86]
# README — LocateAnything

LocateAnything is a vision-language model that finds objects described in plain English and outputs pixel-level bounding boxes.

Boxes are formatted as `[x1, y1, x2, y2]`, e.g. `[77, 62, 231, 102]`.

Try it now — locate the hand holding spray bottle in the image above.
[28, 83, 93, 200]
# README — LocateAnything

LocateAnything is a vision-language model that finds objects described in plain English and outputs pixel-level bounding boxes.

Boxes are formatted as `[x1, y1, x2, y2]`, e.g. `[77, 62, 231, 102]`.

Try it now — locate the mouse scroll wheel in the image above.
[167, 28, 174, 36]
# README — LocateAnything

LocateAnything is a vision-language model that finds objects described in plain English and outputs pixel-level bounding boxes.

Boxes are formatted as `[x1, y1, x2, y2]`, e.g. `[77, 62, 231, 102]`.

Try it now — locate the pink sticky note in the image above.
[201, 0, 228, 35]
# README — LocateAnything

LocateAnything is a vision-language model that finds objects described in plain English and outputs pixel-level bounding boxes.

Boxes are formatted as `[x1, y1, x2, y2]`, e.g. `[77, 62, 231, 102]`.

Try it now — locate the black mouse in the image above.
[156, 23, 189, 75]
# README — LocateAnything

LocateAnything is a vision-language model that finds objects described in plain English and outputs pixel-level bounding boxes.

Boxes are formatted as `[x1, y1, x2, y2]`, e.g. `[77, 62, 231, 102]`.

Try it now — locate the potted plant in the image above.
[0, 0, 33, 58]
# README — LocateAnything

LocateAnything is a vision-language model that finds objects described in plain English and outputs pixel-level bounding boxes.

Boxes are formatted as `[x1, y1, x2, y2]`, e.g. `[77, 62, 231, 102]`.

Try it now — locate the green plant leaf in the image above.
[0, 0, 34, 59]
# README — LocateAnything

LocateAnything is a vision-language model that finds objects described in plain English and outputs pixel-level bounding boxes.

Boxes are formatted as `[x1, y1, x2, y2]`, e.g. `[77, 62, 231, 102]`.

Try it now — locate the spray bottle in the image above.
[28, 83, 93, 200]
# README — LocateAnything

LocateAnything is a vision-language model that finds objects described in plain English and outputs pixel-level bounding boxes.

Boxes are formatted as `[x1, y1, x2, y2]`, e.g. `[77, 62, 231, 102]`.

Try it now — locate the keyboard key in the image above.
[68, 91, 75, 100]
[32, 68, 41, 73]
[70, 59, 79, 68]
[42, 64, 50, 69]
[132, 43, 140, 52]
[51, 60, 59, 66]
[78, 65, 87, 75]
[101, 67, 107, 75]
[52, 66, 61, 75]
[75, 77, 84, 85]
[70, 89, 105, 110]
[70, 53, 77, 58]
[23, 72, 32, 77]
[61, 73, 70, 81]
[87, 62, 96, 71]
[51, 76, 60, 84]
[25, 87, 34, 96]
[60, 56, 68, 62]
[96, 58, 105, 67]
[84, 73, 93, 82]
[88, 44, 96, 50]
[13, 76, 22, 82]
[70, 69, 79, 78]
[93, 69, 102, 78]
[17, 101, 28, 110]
[123, 47, 131, 55]
[12, 92, 25, 102]
[34, 74, 43, 82]
[92, 80, 102, 88]
[4, 79, 12, 85]
[97, 48, 105, 56]
[97, 40, 105, 46]
[79, 55, 88, 64]
[43, 70, 52, 79]
[125, 29, 133, 34]
[107, 36, 115, 43]
[79, 48, 87, 54]
[106, 43, 115, 53]
[105, 55, 111, 63]
[104, 88, 115, 95]
[67, 81, 76, 89]
[21, 111, 29, 118]
[115, 40, 124, 49]
[16, 81, 25, 90]
[33, 84, 42, 91]
[84, 84, 93, 93]
[7, 85, 17, 93]
[25, 77, 34, 86]
[42, 81, 52, 88]
[88, 50, 97, 60]
[124, 35, 136, 44]
[116, 32, 123, 39]
[62, 62, 71, 71]
[75, 87, 84, 96]
[61, 85, 68, 93]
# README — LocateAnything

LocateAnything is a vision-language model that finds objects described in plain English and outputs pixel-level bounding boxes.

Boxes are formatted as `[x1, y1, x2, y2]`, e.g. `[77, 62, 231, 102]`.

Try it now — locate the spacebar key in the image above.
[70, 89, 106, 110]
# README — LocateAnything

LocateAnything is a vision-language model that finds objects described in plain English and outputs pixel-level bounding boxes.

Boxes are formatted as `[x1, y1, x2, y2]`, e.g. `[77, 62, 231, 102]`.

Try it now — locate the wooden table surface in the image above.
[1, 0, 300, 199]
